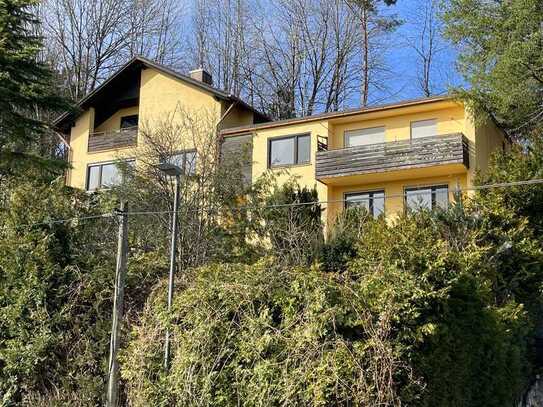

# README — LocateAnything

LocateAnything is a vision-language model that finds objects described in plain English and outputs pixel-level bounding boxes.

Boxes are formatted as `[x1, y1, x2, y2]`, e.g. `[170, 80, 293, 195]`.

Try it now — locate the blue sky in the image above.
[376, 0, 463, 103]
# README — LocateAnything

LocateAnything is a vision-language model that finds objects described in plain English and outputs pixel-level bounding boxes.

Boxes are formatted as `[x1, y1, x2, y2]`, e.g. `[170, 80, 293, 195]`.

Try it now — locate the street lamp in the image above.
[156, 162, 182, 370]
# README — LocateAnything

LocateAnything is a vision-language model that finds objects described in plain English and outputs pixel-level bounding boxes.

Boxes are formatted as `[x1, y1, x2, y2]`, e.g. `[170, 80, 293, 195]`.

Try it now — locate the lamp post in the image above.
[156, 162, 182, 371]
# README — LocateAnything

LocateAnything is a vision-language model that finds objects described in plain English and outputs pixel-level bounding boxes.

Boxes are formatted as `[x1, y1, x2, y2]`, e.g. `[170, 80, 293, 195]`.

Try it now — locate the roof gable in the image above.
[54, 56, 269, 132]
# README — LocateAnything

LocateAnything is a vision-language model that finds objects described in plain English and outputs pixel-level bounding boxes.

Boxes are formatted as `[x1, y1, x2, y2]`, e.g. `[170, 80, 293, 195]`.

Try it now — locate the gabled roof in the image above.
[54, 55, 270, 131]
[220, 95, 456, 136]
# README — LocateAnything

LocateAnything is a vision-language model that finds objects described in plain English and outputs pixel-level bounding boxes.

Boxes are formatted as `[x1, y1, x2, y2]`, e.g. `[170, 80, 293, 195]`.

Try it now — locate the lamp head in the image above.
[156, 162, 183, 177]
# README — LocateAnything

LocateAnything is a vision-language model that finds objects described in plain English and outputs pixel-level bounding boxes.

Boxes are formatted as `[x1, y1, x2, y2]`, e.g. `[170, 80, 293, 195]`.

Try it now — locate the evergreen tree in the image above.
[0, 0, 70, 178]
[443, 0, 543, 140]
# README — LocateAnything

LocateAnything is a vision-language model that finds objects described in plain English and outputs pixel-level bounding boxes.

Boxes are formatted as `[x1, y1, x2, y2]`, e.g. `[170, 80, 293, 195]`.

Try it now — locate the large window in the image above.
[344, 126, 385, 147]
[405, 185, 448, 211]
[268, 134, 310, 167]
[167, 150, 197, 176]
[120, 114, 138, 129]
[410, 119, 437, 139]
[345, 190, 385, 218]
[86, 160, 134, 191]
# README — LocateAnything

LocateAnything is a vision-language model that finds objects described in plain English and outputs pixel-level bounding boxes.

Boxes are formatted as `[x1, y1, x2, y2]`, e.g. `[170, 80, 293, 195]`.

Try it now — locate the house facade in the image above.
[221, 97, 508, 223]
[56, 57, 508, 223]
[55, 56, 268, 191]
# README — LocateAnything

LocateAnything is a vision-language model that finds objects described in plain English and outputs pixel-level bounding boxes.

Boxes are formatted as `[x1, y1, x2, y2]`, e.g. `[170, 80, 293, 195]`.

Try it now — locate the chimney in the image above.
[189, 68, 213, 86]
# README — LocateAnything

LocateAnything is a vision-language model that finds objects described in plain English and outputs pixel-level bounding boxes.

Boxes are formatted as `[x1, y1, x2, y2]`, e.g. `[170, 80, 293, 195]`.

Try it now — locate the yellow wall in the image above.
[138, 68, 223, 129]
[67, 105, 139, 189]
[66, 67, 255, 189]
[245, 100, 502, 223]
[67, 108, 94, 189]
[475, 117, 509, 178]
[251, 121, 331, 205]
[326, 174, 468, 223]
[68, 84, 508, 225]
[219, 104, 254, 130]
[328, 104, 467, 147]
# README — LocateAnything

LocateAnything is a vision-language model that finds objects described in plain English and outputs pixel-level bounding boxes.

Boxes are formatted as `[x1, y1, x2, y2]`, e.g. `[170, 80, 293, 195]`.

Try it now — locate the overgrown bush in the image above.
[249, 174, 324, 267]
[121, 260, 418, 406]
[122, 197, 542, 406]
[0, 178, 168, 405]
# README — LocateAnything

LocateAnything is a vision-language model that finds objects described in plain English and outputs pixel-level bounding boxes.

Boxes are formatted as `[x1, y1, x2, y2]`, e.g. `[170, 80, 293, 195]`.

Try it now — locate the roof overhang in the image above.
[220, 96, 459, 137]
[54, 55, 270, 133]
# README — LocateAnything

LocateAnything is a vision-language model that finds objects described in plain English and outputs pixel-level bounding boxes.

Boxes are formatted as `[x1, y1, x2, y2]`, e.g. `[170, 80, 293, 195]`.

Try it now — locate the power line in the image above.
[6, 178, 543, 229]
[6, 213, 114, 229]
[127, 178, 543, 215]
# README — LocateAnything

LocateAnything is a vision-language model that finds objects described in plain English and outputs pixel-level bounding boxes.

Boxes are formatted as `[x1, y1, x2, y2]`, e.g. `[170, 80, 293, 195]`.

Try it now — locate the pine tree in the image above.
[0, 0, 70, 178]
[443, 0, 543, 140]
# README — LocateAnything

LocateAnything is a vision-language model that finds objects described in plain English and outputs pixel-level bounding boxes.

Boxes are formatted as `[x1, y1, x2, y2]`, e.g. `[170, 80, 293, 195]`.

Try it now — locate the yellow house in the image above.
[55, 56, 269, 190]
[56, 57, 508, 223]
[220, 96, 509, 223]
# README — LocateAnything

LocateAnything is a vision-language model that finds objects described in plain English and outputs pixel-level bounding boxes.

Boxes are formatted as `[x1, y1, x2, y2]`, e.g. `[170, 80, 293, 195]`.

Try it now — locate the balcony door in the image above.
[344, 126, 385, 147]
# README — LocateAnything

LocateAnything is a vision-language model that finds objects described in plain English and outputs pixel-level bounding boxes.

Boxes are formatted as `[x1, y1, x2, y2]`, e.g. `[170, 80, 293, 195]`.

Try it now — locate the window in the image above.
[86, 160, 135, 191]
[405, 185, 448, 211]
[410, 119, 437, 139]
[268, 134, 311, 167]
[345, 190, 385, 218]
[120, 115, 138, 129]
[166, 150, 197, 176]
[344, 126, 385, 147]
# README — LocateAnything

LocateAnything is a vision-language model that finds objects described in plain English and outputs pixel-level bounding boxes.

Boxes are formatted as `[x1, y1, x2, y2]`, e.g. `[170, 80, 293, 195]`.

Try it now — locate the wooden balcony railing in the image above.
[315, 133, 470, 181]
[87, 126, 138, 153]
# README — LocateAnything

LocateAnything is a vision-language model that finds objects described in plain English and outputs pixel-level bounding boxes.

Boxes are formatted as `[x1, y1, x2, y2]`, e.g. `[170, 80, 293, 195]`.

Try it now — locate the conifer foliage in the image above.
[0, 0, 69, 177]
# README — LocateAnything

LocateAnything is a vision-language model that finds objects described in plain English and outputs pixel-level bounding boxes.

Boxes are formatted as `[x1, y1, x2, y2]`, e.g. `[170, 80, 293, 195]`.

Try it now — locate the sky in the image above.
[376, 0, 463, 103]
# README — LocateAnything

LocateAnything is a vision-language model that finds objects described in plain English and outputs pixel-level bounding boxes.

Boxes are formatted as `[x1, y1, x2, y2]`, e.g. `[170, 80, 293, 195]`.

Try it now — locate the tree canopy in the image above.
[443, 0, 543, 139]
[0, 0, 69, 178]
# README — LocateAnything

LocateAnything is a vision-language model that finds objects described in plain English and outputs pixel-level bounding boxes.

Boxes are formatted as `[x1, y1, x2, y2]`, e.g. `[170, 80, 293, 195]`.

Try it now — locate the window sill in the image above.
[268, 162, 312, 170]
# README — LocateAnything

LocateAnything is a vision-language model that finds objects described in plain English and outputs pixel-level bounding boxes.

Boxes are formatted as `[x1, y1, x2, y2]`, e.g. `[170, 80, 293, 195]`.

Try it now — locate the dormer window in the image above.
[120, 115, 138, 129]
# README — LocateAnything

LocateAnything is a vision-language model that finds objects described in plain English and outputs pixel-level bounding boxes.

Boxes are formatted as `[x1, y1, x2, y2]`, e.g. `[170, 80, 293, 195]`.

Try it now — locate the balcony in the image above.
[87, 126, 138, 153]
[316, 133, 470, 184]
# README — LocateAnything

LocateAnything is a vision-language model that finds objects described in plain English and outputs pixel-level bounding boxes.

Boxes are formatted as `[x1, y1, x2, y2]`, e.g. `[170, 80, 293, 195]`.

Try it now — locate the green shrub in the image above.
[0, 179, 167, 405]
[121, 260, 418, 406]
[122, 202, 541, 406]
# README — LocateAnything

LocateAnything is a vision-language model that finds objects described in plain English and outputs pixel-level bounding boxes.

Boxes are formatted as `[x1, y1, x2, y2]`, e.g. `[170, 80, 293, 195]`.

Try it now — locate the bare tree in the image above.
[125, 0, 186, 65]
[324, 0, 360, 111]
[115, 106, 253, 269]
[345, 0, 400, 106]
[404, 0, 445, 97]
[243, 0, 362, 118]
[40, 0, 185, 100]
[190, 0, 250, 97]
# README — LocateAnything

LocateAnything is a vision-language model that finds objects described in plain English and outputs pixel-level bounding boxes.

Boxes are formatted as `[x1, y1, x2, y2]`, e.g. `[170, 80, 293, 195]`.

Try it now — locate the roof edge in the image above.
[220, 95, 456, 137]
[53, 55, 270, 129]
